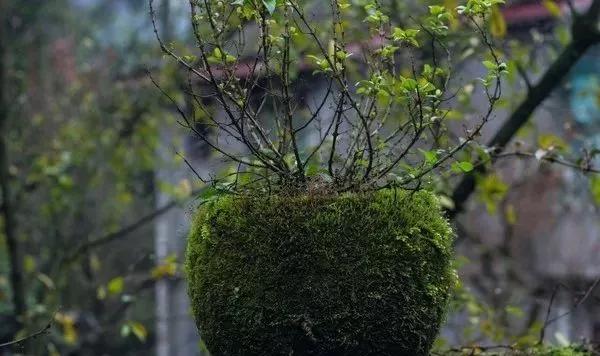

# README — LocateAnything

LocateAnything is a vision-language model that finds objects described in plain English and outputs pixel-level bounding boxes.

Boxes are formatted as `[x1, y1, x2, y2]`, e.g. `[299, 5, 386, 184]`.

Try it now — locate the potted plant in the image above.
[149, 0, 505, 354]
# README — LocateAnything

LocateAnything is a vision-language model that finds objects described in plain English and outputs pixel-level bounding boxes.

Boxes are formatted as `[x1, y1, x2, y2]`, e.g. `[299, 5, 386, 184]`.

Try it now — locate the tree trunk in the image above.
[0, 0, 26, 343]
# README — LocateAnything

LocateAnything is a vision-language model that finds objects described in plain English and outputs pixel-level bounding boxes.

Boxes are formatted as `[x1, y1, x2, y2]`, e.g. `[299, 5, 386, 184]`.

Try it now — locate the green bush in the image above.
[186, 189, 455, 356]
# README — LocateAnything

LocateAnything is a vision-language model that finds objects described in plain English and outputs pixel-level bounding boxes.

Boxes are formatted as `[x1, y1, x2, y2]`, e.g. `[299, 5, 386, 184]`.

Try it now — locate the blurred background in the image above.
[0, 0, 599, 355]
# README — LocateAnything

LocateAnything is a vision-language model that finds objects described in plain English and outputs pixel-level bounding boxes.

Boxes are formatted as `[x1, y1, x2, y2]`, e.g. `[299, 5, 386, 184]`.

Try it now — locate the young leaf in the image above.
[489, 5, 506, 38]
[55, 313, 78, 345]
[452, 161, 474, 173]
[152, 254, 178, 279]
[482, 60, 497, 70]
[477, 174, 509, 214]
[108, 277, 124, 295]
[129, 321, 148, 342]
[590, 176, 600, 205]
[538, 133, 568, 151]
[419, 149, 438, 164]
[543, 0, 561, 17]
[505, 204, 517, 225]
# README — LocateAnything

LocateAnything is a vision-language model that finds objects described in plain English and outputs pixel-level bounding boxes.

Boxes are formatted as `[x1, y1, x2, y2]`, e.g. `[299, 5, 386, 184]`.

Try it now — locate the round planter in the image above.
[186, 189, 455, 356]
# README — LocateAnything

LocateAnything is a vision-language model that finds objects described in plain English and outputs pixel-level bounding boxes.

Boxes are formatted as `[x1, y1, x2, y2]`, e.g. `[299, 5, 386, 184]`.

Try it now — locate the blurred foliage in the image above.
[0, 0, 182, 354]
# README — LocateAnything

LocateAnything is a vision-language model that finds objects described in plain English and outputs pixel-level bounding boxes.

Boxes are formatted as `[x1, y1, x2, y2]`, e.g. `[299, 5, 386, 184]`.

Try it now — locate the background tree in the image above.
[0, 1, 182, 354]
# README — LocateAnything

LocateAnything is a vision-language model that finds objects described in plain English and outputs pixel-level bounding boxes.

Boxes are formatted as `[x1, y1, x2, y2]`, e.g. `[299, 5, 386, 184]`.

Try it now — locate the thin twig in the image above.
[0, 316, 54, 349]
[176, 151, 207, 184]
[539, 284, 560, 343]
[542, 277, 600, 334]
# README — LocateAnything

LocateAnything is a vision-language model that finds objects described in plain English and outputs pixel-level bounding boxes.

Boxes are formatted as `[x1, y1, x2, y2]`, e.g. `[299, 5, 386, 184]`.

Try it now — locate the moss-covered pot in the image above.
[186, 189, 455, 356]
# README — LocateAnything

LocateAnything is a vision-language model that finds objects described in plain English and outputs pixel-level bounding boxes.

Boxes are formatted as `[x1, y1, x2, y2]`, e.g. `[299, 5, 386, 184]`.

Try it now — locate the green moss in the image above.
[523, 346, 591, 356]
[186, 189, 455, 356]
[444, 346, 592, 355]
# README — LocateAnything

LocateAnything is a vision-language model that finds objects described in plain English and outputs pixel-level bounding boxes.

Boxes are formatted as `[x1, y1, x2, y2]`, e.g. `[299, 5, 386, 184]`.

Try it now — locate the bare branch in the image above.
[539, 277, 600, 343]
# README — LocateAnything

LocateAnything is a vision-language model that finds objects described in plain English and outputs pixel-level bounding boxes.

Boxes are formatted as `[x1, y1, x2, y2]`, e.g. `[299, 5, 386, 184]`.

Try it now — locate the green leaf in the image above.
[120, 324, 131, 338]
[129, 321, 148, 342]
[207, 47, 237, 65]
[152, 254, 178, 279]
[429, 5, 447, 16]
[482, 60, 496, 70]
[97, 286, 107, 300]
[392, 27, 420, 47]
[477, 174, 509, 214]
[505, 204, 517, 225]
[555, 25, 570, 46]
[37, 273, 55, 290]
[419, 149, 438, 164]
[538, 133, 568, 151]
[505, 305, 524, 318]
[543, 0, 561, 17]
[400, 77, 418, 92]
[262, 0, 276, 14]
[590, 176, 600, 205]
[489, 5, 506, 38]
[108, 277, 124, 296]
[453, 161, 474, 173]
[24, 255, 37, 273]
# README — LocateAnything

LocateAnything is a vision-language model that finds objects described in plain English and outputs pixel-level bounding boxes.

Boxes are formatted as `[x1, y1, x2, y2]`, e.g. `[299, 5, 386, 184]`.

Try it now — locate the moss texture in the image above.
[444, 346, 592, 355]
[529, 346, 591, 356]
[186, 189, 455, 356]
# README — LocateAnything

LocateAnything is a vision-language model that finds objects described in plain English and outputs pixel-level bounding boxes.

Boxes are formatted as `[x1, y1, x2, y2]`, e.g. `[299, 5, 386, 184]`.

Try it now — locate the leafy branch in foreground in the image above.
[149, 0, 508, 195]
